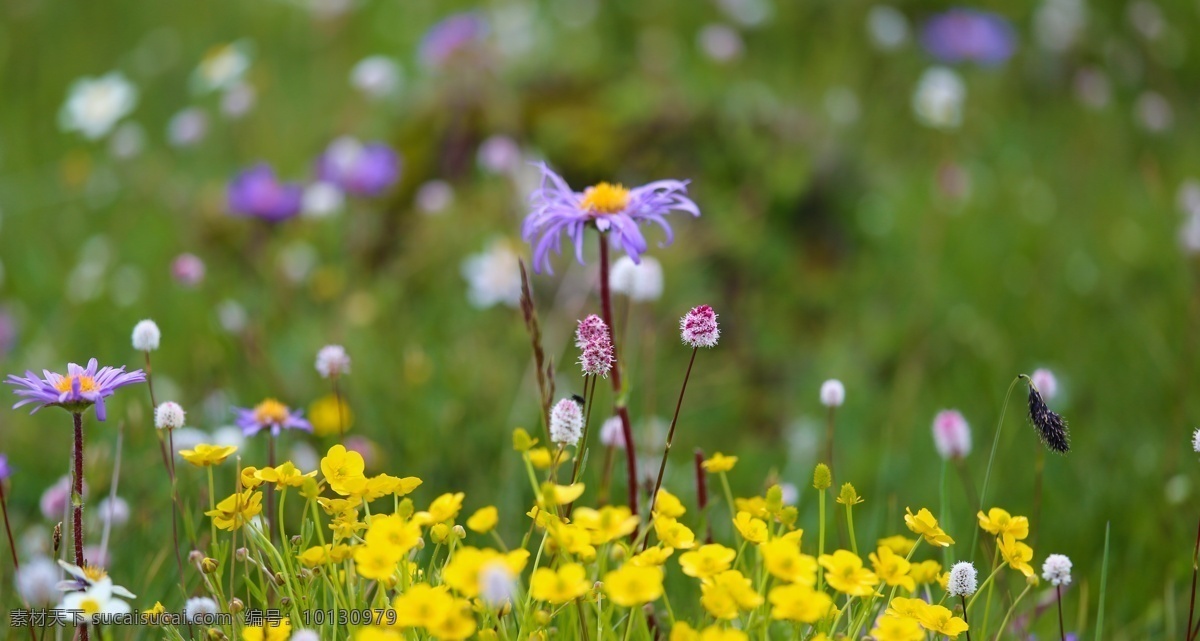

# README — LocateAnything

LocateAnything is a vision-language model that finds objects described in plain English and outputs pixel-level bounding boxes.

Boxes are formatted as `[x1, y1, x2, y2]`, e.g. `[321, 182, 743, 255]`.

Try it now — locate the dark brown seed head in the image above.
[1026, 379, 1070, 453]
[52, 522, 62, 554]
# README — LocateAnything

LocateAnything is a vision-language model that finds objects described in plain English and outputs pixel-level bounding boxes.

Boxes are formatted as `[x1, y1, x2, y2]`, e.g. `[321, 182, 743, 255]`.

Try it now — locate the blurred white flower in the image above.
[1041, 554, 1072, 586]
[16, 557, 59, 606]
[217, 300, 247, 333]
[477, 135, 522, 174]
[1127, 0, 1164, 40]
[1072, 67, 1110, 109]
[212, 426, 246, 451]
[461, 238, 522, 308]
[290, 441, 320, 473]
[1134, 91, 1172, 133]
[912, 67, 965, 130]
[167, 107, 208, 148]
[220, 82, 256, 119]
[479, 560, 517, 607]
[1030, 368, 1058, 400]
[302, 182, 345, 219]
[97, 496, 130, 527]
[1034, 0, 1086, 52]
[278, 241, 318, 284]
[867, 5, 909, 51]
[185, 597, 220, 622]
[193, 41, 252, 93]
[316, 345, 351, 378]
[56, 577, 131, 624]
[610, 255, 664, 302]
[108, 122, 146, 160]
[779, 482, 799, 506]
[716, 0, 772, 27]
[154, 401, 186, 430]
[599, 416, 626, 449]
[697, 24, 744, 63]
[1180, 212, 1200, 254]
[60, 72, 138, 140]
[309, 0, 354, 20]
[132, 319, 161, 351]
[824, 86, 860, 126]
[171, 428, 208, 459]
[416, 180, 454, 214]
[820, 379, 845, 408]
[351, 56, 402, 100]
[1177, 179, 1200, 215]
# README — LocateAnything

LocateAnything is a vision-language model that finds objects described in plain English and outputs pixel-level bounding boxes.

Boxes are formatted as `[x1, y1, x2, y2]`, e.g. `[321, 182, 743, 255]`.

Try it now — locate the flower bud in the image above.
[228, 598, 244, 614]
[291, 535, 302, 546]
[452, 524, 466, 539]
[207, 630, 227, 641]
[200, 557, 219, 574]
[280, 597, 291, 608]
[188, 550, 205, 564]
[813, 463, 832, 490]
[273, 572, 287, 586]
[235, 547, 248, 562]
[535, 610, 551, 626]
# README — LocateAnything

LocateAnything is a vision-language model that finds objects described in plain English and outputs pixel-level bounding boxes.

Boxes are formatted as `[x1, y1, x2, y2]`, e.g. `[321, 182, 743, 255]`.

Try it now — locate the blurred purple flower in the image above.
[227, 164, 304, 222]
[0, 307, 15, 359]
[419, 12, 488, 68]
[171, 253, 206, 287]
[6, 359, 145, 421]
[315, 137, 401, 197]
[921, 9, 1016, 66]
[0, 454, 9, 480]
[41, 476, 86, 520]
[523, 163, 700, 274]
[234, 399, 312, 437]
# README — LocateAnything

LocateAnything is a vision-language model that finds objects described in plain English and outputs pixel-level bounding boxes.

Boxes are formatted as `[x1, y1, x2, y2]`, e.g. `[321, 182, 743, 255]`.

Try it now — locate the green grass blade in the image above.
[1094, 520, 1110, 641]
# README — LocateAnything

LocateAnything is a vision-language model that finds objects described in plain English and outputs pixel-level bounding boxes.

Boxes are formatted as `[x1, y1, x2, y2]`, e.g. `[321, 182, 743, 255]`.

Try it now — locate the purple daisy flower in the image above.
[315, 137, 401, 197]
[921, 8, 1017, 66]
[234, 398, 312, 437]
[419, 12, 488, 68]
[523, 163, 700, 274]
[6, 359, 145, 421]
[228, 164, 304, 222]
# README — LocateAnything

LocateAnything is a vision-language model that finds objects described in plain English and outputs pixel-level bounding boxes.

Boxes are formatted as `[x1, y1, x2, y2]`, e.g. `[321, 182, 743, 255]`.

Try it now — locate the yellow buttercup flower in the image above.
[917, 603, 970, 638]
[179, 443, 237, 467]
[354, 543, 402, 581]
[549, 522, 597, 561]
[240, 466, 264, 489]
[298, 544, 353, 567]
[512, 427, 536, 452]
[999, 533, 1036, 578]
[629, 545, 675, 567]
[466, 506, 499, 533]
[869, 546, 915, 592]
[878, 535, 916, 556]
[701, 453, 738, 473]
[733, 496, 770, 519]
[886, 596, 929, 619]
[732, 511, 768, 544]
[254, 461, 317, 488]
[760, 538, 817, 585]
[356, 628, 402, 641]
[530, 563, 590, 604]
[904, 507, 954, 547]
[321, 445, 366, 496]
[392, 583, 454, 628]
[768, 583, 834, 623]
[669, 623, 750, 641]
[527, 447, 570, 470]
[443, 547, 508, 598]
[653, 488, 687, 518]
[910, 560, 943, 585]
[145, 602, 165, 623]
[416, 492, 465, 524]
[242, 617, 291, 641]
[679, 544, 736, 579]
[870, 616, 925, 641]
[818, 550, 880, 597]
[426, 606, 476, 641]
[571, 506, 639, 544]
[604, 565, 664, 607]
[205, 489, 262, 531]
[364, 515, 422, 556]
[700, 570, 763, 619]
[654, 516, 696, 550]
[539, 483, 585, 507]
[309, 394, 354, 437]
[977, 508, 1030, 541]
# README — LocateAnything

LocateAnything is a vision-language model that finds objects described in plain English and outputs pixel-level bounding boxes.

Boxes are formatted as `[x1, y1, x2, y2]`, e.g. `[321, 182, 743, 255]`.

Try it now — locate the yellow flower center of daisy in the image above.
[580, 183, 630, 214]
[253, 399, 289, 425]
[79, 597, 102, 615]
[53, 375, 97, 394]
[81, 564, 108, 582]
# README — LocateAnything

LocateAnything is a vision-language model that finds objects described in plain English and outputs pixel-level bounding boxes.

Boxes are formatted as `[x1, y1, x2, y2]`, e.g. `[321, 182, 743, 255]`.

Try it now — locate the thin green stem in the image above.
[992, 582, 1033, 641]
[971, 375, 1023, 562]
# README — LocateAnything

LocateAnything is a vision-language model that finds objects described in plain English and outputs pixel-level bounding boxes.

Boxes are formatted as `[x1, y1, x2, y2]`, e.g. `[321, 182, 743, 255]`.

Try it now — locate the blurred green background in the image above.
[1, 0, 1199, 638]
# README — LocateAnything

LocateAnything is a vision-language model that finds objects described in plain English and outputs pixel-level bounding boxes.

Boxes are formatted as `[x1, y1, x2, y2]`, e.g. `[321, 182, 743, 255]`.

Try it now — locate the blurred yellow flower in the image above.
[700, 570, 763, 619]
[571, 506, 638, 544]
[870, 616, 925, 641]
[732, 511, 768, 544]
[630, 545, 675, 567]
[364, 515, 421, 556]
[466, 506, 499, 533]
[760, 538, 817, 585]
[679, 544, 736, 579]
[917, 603, 969, 638]
[877, 535, 916, 556]
[818, 550, 879, 597]
[670, 623, 750, 641]
[298, 544, 353, 567]
[977, 508, 1030, 541]
[354, 543, 401, 581]
[530, 563, 590, 604]
[767, 583, 834, 623]
[869, 546, 915, 592]
[539, 483, 584, 507]
[512, 427, 536, 452]
[309, 394, 354, 437]
[904, 507, 954, 547]
[701, 453, 737, 473]
[254, 461, 317, 488]
[355, 627, 402, 641]
[205, 489, 262, 531]
[654, 516, 696, 550]
[886, 596, 928, 619]
[733, 496, 770, 519]
[653, 488, 687, 518]
[604, 565, 664, 607]
[527, 447, 570, 470]
[242, 617, 291, 641]
[416, 492, 465, 524]
[392, 583, 453, 628]
[910, 559, 942, 585]
[179, 443, 237, 467]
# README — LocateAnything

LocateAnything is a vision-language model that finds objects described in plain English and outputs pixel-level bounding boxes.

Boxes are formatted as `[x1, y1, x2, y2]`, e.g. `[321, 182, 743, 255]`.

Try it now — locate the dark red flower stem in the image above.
[647, 347, 698, 520]
[1187, 516, 1200, 641]
[598, 234, 638, 519]
[1, 482, 37, 641]
[695, 448, 712, 544]
[71, 412, 89, 641]
[1056, 585, 1066, 641]
[960, 595, 972, 641]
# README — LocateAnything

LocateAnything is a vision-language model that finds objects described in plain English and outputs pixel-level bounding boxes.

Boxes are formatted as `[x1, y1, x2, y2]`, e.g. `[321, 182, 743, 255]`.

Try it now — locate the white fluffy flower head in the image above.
[316, 345, 351, 378]
[185, 596, 220, 622]
[820, 379, 845, 408]
[1042, 554, 1072, 587]
[549, 397, 584, 446]
[1193, 428, 1200, 453]
[599, 416, 626, 449]
[154, 402, 186, 430]
[131, 319, 161, 351]
[948, 561, 978, 597]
